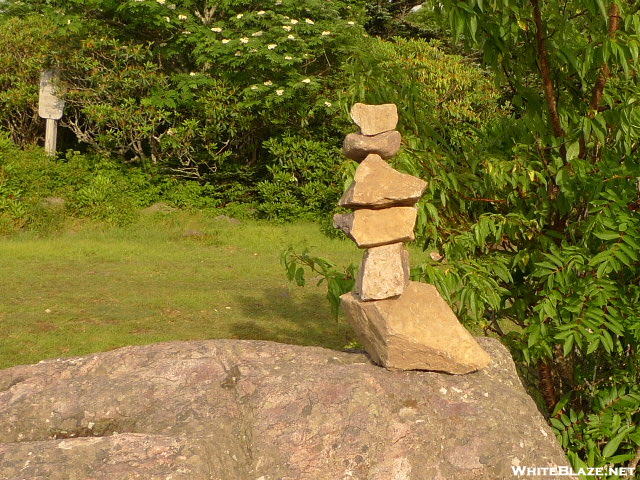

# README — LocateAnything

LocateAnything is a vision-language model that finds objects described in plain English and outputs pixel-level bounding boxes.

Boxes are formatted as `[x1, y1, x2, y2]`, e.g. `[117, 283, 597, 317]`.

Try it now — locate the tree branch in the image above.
[530, 0, 567, 161]
[589, 4, 620, 112]
[579, 3, 620, 158]
[626, 446, 640, 479]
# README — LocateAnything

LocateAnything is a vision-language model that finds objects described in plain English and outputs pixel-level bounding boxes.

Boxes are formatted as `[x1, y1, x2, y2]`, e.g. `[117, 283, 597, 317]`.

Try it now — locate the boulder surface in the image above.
[0, 339, 574, 480]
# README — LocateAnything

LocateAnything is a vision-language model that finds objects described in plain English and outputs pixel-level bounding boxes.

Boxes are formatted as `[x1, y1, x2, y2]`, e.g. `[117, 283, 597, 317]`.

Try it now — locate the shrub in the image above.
[0, 0, 368, 191]
[406, 1, 640, 470]
[256, 135, 344, 221]
[0, 132, 169, 232]
[0, 16, 58, 146]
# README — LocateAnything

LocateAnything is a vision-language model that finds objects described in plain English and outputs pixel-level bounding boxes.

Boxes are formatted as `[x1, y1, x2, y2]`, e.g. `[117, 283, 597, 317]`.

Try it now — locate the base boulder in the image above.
[0, 339, 573, 479]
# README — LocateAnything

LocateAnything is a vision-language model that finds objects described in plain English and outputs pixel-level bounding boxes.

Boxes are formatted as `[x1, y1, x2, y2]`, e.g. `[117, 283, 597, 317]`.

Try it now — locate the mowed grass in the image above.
[0, 211, 373, 369]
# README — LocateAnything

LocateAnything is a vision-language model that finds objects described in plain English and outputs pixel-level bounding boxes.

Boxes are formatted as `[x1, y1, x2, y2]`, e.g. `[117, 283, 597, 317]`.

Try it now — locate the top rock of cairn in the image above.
[350, 103, 398, 136]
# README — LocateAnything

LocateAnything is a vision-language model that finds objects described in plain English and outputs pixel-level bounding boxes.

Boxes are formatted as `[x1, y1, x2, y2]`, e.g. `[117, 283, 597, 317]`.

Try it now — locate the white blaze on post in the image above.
[38, 70, 65, 155]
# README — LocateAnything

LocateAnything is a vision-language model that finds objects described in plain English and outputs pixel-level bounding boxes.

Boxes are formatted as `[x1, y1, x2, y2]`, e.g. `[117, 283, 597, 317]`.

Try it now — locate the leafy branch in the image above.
[281, 247, 356, 319]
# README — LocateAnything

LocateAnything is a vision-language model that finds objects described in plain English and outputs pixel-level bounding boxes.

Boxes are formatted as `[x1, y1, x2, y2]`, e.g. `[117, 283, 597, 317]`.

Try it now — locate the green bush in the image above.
[406, 1, 640, 470]
[0, 131, 70, 234]
[0, 1, 368, 192]
[256, 135, 344, 221]
[156, 178, 220, 211]
[0, 132, 163, 232]
[0, 16, 57, 146]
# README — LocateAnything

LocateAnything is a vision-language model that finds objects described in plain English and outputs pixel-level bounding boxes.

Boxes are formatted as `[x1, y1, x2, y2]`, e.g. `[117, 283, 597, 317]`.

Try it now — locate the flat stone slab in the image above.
[356, 242, 410, 300]
[343, 131, 402, 161]
[0, 339, 574, 479]
[341, 282, 491, 373]
[340, 154, 427, 209]
[333, 207, 417, 248]
[350, 103, 398, 135]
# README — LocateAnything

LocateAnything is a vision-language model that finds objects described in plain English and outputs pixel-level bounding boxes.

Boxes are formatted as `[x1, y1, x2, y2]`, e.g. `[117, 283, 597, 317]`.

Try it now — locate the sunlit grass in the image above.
[0, 210, 435, 369]
[1, 212, 352, 368]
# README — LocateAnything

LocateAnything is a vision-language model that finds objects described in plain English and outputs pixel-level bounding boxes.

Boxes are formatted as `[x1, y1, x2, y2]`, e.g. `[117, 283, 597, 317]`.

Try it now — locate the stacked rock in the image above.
[335, 103, 491, 374]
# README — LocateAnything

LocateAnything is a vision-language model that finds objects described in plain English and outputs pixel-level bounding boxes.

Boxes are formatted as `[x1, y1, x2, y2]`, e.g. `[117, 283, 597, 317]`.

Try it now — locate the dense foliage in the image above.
[0, 0, 501, 223]
[409, 0, 640, 472]
[0, 0, 367, 217]
[3, 0, 640, 473]
[287, 0, 640, 474]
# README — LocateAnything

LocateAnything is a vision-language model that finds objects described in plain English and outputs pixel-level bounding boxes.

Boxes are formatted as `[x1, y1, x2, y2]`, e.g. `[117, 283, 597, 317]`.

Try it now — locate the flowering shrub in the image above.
[0, 0, 366, 197]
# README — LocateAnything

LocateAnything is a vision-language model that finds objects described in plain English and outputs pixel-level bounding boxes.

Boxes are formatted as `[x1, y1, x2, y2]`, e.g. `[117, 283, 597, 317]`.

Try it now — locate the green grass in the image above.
[0, 211, 433, 369]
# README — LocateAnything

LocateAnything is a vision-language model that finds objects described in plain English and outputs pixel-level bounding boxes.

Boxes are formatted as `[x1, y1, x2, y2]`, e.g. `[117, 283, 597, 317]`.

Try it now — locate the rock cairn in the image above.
[334, 103, 491, 374]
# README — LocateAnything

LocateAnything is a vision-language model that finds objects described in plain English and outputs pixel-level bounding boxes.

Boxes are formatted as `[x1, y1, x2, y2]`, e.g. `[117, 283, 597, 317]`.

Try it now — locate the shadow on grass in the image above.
[230, 287, 355, 351]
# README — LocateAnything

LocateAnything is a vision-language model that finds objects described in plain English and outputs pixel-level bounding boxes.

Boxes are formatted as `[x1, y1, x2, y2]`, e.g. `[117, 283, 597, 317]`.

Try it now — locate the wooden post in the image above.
[38, 70, 65, 156]
[44, 118, 58, 156]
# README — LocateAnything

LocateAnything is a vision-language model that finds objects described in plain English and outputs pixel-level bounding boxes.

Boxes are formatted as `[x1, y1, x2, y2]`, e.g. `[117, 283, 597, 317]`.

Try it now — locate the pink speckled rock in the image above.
[0, 339, 574, 480]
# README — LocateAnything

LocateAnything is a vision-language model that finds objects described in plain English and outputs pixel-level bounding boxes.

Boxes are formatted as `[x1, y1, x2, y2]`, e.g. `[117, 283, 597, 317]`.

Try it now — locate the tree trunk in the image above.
[531, 0, 566, 161]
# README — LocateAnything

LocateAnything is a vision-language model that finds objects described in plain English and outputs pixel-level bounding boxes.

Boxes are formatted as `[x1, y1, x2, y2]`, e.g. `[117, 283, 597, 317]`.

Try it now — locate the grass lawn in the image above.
[0, 210, 432, 369]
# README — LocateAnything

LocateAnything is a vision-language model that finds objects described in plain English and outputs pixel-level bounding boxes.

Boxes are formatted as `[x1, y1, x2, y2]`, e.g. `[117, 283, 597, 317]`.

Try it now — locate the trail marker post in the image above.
[38, 70, 65, 156]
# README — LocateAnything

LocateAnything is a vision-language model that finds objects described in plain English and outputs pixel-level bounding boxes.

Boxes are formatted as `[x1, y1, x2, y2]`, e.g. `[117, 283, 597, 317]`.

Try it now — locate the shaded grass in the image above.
[0, 211, 431, 369]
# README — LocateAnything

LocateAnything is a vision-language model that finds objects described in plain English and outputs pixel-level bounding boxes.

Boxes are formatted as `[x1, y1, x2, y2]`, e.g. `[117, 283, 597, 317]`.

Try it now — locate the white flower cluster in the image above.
[250, 74, 317, 97]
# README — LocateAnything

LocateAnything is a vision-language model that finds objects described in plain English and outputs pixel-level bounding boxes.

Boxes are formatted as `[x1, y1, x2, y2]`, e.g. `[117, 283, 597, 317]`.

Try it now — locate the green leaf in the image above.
[594, 231, 620, 241]
[630, 40, 639, 65]
[566, 140, 580, 161]
[555, 167, 570, 187]
[602, 429, 627, 458]
[563, 334, 575, 357]
[587, 337, 601, 354]
[618, 242, 638, 262]
[596, 0, 608, 23]
[601, 329, 614, 353]
[550, 417, 565, 430]
[469, 15, 478, 41]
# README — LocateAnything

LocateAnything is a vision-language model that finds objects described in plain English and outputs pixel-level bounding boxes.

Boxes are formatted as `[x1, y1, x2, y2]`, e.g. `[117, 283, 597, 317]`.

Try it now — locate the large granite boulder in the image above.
[0, 339, 574, 480]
